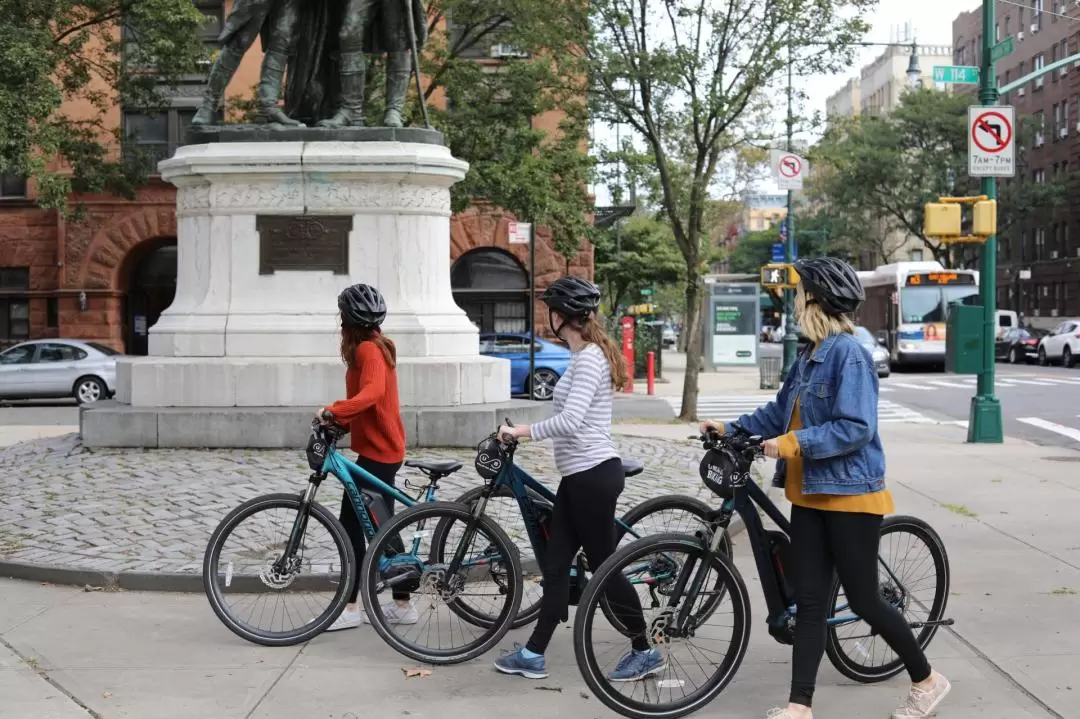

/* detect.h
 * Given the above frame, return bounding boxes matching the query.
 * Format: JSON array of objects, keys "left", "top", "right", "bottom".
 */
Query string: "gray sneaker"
[{"left": 892, "top": 672, "right": 951, "bottom": 719}]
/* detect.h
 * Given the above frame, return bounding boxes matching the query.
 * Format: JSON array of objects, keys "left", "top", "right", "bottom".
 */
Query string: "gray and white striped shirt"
[{"left": 530, "top": 343, "right": 619, "bottom": 477}]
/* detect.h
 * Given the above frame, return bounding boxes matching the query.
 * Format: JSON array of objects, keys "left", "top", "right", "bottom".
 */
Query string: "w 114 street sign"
[{"left": 933, "top": 66, "right": 979, "bottom": 84}]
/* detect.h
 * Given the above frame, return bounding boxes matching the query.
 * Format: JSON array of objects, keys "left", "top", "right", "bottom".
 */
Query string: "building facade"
[
  {"left": 0, "top": 0, "right": 591, "bottom": 353},
  {"left": 953, "top": 0, "right": 1080, "bottom": 326}
]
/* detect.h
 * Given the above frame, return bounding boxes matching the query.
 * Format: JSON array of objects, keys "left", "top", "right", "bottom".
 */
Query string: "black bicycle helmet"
[
  {"left": 338, "top": 284, "right": 387, "bottom": 327},
  {"left": 541, "top": 276, "right": 601, "bottom": 318},
  {"left": 794, "top": 257, "right": 864, "bottom": 316}
]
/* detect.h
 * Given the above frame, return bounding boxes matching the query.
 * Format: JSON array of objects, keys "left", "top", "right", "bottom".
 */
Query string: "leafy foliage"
[
  {"left": 594, "top": 215, "right": 684, "bottom": 312},
  {"left": 0, "top": 0, "right": 209, "bottom": 212},
  {"left": 811, "top": 88, "right": 1073, "bottom": 267},
  {"left": 585, "top": 0, "right": 873, "bottom": 418}
]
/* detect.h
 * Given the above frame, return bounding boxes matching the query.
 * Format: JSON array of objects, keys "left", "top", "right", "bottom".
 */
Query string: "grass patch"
[{"left": 940, "top": 503, "right": 978, "bottom": 518}]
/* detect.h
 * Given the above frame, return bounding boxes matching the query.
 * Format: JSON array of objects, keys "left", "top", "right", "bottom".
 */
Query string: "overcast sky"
[{"left": 590, "top": 0, "right": 980, "bottom": 204}]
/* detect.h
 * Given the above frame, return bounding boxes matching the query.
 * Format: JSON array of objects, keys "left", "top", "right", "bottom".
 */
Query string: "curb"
[{"left": 0, "top": 517, "right": 750, "bottom": 593}]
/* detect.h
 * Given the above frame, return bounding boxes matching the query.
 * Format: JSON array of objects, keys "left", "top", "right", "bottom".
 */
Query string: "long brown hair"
[
  {"left": 563, "top": 313, "right": 629, "bottom": 391},
  {"left": 340, "top": 324, "right": 397, "bottom": 370}
]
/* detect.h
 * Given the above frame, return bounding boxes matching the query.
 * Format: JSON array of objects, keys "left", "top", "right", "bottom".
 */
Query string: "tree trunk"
[{"left": 679, "top": 267, "right": 702, "bottom": 422}]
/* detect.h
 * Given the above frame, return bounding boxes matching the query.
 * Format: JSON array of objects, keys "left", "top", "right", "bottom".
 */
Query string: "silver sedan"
[{"left": 0, "top": 339, "right": 120, "bottom": 404}]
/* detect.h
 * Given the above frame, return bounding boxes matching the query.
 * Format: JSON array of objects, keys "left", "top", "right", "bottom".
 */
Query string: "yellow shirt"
[{"left": 774, "top": 397, "right": 894, "bottom": 515}]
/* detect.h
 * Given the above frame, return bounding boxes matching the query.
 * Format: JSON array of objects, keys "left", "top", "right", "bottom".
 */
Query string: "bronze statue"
[
  {"left": 191, "top": 0, "right": 304, "bottom": 126},
  {"left": 190, "top": 0, "right": 428, "bottom": 129}
]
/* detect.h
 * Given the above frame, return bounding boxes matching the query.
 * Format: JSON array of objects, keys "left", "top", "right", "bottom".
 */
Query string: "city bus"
[{"left": 856, "top": 261, "right": 979, "bottom": 368}]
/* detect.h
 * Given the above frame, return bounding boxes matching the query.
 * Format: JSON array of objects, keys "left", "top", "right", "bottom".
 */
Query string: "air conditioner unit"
[
  {"left": 489, "top": 44, "right": 529, "bottom": 59},
  {"left": 1018, "top": 87, "right": 1026, "bottom": 96},
  {"left": 1034, "top": 308, "right": 1041, "bottom": 316},
  {"left": 1036, "top": 132, "right": 1045, "bottom": 146},
  {"left": 1031, "top": 23, "right": 1039, "bottom": 33},
  {"left": 1035, "top": 76, "right": 1044, "bottom": 88},
  {"left": 1018, "top": 31, "right": 1025, "bottom": 41},
  {"left": 1075, "top": 246, "right": 1080, "bottom": 257},
  {"left": 1052, "top": 250, "right": 1059, "bottom": 259},
  {"left": 1062, "top": 66, "right": 1069, "bottom": 77},
  {"left": 1061, "top": 127, "right": 1069, "bottom": 138},
  {"left": 1052, "top": 308, "right": 1060, "bottom": 316}
]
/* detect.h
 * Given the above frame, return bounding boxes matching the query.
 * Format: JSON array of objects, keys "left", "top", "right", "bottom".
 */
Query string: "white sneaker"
[
  {"left": 892, "top": 672, "right": 951, "bottom": 719},
  {"left": 766, "top": 708, "right": 812, "bottom": 719},
  {"left": 362, "top": 601, "right": 419, "bottom": 626},
  {"left": 324, "top": 606, "right": 363, "bottom": 632}
]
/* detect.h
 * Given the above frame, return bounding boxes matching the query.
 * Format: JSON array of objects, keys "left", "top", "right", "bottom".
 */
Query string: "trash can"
[{"left": 759, "top": 357, "right": 782, "bottom": 390}]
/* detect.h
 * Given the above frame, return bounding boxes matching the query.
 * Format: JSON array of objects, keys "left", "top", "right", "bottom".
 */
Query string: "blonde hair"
[
  {"left": 563, "top": 314, "right": 630, "bottom": 391},
  {"left": 796, "top": 284, "right": 855, "bottom": 345}
]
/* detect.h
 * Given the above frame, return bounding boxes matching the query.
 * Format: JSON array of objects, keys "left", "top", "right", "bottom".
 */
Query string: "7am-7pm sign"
[{"left": 969, "top": 106, "right": 1016, "bottom": 178}]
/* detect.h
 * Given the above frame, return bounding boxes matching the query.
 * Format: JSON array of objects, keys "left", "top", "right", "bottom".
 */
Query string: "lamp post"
[{"left": 780, "top": 39, "right": 921, "bottom": 380}]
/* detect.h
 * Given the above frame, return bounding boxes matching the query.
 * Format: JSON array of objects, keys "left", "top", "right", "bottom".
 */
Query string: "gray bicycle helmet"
[
  {"left": 338, "top": 284, "right": 387, "bottom": 327},
  {"left": 541, "top": 276, "right": 601, "bottom": 318},
  {"left": 794, "top": 257, "right": 864, "bottom": 316}
]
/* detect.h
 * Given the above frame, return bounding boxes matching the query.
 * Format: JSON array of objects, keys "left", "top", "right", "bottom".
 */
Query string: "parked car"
[
  {"left": 1038, "top": 320, "right": 1080, "bottom": 367},
  {"left": 854, "top": 326, "right": 891, "bottom": 377},
  {"left": 995, "top": 327, "right": 1047, "bottom": 364},
  {"left": 479, "top": 332, "right": 570, "bottom": 400},
  {"left": 0, "top": 339, "right": 120, "bottom": 404},
  {"left": 661, "top": 324, "right": 677, "bottom": 348}
]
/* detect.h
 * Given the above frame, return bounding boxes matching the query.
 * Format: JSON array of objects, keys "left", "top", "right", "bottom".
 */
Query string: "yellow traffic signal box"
[
  {"left": 972, "top": 200, "right": 997, "bottom": 237},
  {"left": 924, "top": 203, "right": 962, "bottom": 238}
]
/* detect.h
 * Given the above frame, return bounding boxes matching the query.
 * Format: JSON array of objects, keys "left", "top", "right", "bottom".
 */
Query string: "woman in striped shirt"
[{"left": 492, "top": 276, "right": 661, "bottom": 683}]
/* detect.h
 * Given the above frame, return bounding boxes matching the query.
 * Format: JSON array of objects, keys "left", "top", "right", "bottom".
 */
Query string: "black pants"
[
  {"left": 338, "top": 455, "right": 406, "bottom": 603},
  {"left": 789, "top": 505, "right": 932, "bottom": 706},
  {"left": 526, "top": 458, "right": 650, "bottom": 655}
]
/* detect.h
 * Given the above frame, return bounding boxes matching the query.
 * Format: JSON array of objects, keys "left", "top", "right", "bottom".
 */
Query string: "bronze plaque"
[{"left": 256, "top": 215, "right": 351, "bottom": 275}]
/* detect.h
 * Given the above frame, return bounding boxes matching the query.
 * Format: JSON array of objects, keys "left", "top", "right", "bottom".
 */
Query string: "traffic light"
[
  {"left": 760, "top": 264, "right": 799, "bottom": 288},
  {"left": 972, "top": 199, "right": 997, "bottom": 237},
  {"left": 924, "top": 203, "right": 962, "bottom": 238}
]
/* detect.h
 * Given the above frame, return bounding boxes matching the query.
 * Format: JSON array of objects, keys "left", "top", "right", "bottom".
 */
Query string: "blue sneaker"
[
  {"left": 493, "top": 644, "right": 548, "bottom": 679},
  {"left": 608, "top": 648, "right": 666, "bottom": 682}
]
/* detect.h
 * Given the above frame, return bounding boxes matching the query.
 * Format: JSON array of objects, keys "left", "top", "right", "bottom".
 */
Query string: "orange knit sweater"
[{"left": 327, "top": 342, "right": 406, "bottom": 464}]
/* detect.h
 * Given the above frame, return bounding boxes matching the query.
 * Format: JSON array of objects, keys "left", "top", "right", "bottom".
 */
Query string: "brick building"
[
  {"left": 953, "top": 1, "right": 1080, "bottom": 325},
  {"left": 0, "top": 1, "right": 591, "bottom": 354}
]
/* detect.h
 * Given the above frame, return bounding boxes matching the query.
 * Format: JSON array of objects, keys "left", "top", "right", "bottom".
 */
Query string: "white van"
[{"left": 996, "top": 309, "right": 1019, "bottom": 339}]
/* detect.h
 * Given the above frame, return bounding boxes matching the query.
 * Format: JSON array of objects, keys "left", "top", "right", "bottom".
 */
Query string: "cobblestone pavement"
[{"left": 0, "top": 432, "right": 725, "bottom": 576}]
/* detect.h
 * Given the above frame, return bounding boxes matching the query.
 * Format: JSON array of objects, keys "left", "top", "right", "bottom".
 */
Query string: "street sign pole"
[
  {"left": 781, "top": 42, "right": 797, "bottom": 381},
  {"left": 970, "top": 0, "right": 1003, "bottom": 443},
  {"left": 528, "top": 223, "right": 537, "bottom": 400}
]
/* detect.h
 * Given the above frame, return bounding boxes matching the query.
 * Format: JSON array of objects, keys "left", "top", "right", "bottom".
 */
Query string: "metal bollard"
[{"left": 646, "top": 351, "right": 655, "bottom": 395}]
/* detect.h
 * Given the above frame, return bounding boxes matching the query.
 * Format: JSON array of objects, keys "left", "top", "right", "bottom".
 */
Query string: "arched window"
[{"left": 451, "top": 249, "right": 530, "bottom": 334}]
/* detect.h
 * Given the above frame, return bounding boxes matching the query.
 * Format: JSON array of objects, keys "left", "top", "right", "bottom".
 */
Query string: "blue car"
[{"left": 479, "top": 332, "right": 570, "bottom": 400}]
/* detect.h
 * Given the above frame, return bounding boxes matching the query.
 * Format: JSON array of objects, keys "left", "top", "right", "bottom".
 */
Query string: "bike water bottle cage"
[{"left": 695, "top": 431, "right": 764, "bottom": 498}]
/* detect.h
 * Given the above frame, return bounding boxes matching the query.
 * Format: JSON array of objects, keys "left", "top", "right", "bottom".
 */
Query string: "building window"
[
  {"left": 1035, "top": 227, "right": 1046, "bottom": 260},
  {"left": 1032, "top": 0, "right": 1043, "bottom": 30},
  {"left": 122, "top": 107, "right": 196, "bottom": 173},
  {"left": 46, "top": 297, "right": 58, "bottom": 328},
  {"left": 0, "top": 172, "right": 27, "bottom": 199},
  {"left": 0, "top": 267, "right": 31, "bottom": 346},
  {"left": 908, "top": 249, "right": 924, "bottom": 261}
]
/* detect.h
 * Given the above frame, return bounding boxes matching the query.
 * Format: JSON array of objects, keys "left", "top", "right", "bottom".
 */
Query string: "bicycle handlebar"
[{"left": 689, "top": 430, "right": 765, "bottom": 456}]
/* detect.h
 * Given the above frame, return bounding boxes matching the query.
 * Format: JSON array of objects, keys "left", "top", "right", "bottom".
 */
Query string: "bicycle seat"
[
  {"left": 622, "top": 459, "right": 645, "bottom": 477},
  {"left": 405, "top": 459, "right": 464, "bottom": 476}
]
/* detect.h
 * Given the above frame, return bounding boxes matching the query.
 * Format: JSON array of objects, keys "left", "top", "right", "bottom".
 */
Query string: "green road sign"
[
  {"left": 640, "top": 288, "right": 654, "bottom": 296},
  {"left": 991, "top": 37, "right": 1014, "bottom": 62},
  {"left": 933, "top": 65, "right": 980, "bottom": 84}
]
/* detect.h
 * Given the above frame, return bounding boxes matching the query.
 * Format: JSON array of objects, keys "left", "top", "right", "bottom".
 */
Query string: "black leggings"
[
  {"left": 526, "top": 458, "right": 649, "bottom": 655},
  {"left": 789, "top": 505, "right": 932, "bottom": 706},
  {"left": 338, "top": 455, "right": 406, "bottom": 603}
]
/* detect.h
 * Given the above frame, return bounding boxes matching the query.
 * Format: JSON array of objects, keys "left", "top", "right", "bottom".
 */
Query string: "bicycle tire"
[
  {"left": 434, "top": 484, "right": 551, "bottom": 630},
  {"left": 825, "top": 514, "right": 951, "bottom": 683},
  {"left": 203, "top": 493, "right": 354, "bottom": 647},
  {"left": 360, "top": 501, "right": 523, "bottom": 665},
  {"left": 574, "top": 533, "right": 752, "bottom": 719}
]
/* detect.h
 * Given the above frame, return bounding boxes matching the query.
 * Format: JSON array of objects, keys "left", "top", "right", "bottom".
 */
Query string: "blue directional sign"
[{"left": 771, "top": 243, "right": 785, "bottom": 262}]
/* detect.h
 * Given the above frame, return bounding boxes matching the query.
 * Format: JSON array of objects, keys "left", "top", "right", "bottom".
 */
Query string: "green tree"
[
  {"left": 585, "top": 0, "right": 873, "bottom": 420},
  {"left": 0, "top": 0, "right": 209, "bottom": 212},
  {"left": 594, "top": 215, "right": 683, "bottom": 312},
  {"left": 812, "top": 88, "right": 1072, "bottom": 267}
]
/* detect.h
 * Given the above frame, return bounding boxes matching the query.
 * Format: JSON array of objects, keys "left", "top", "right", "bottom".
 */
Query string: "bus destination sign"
[{"left": 905, "top": 272, "right": 976, "bottom": 286}]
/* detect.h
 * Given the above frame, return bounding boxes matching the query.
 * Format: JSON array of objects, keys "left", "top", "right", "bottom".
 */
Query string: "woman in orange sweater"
[{"left": 319, "top": 283, "right": 414, "bottom": 632}]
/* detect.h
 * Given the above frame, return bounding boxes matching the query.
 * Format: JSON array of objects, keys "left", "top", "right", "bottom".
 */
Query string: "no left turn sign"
[
  {"left": 779, "top": 155, "right": 801, "bottom": 178},
  {"left": 771, "top": 149, "right": 808, "bottom": 190},
  {"left": 968, "top": 106, "right": 1016, "bottom": 177}
]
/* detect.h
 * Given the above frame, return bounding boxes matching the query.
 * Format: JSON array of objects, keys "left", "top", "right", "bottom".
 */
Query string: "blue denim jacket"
[{"left": 731, "top": 332, "right": 886, "bottom": 496}]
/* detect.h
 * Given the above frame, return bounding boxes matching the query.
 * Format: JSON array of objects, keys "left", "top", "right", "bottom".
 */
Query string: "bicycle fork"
[
  {"left": 665, "top": 526, "right": 728, "bottom": 638},
  {"left": 275, "top": 477, "right": 321, "bottom": 574}
]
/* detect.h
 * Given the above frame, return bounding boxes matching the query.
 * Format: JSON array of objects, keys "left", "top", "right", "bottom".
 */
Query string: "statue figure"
[{"left": 191, "top": 0, "right": 304, "bottom": 126}]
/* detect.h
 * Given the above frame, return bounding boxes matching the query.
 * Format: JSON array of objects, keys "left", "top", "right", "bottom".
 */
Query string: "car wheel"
[
  {"left": 73, "top": 376, "right": 106, "bottom": 405},
  {"left": 1008, "top": 347, "right": 1018, "bottom": 364},
  {"left": 530, "top": 369, "right": 560, "bottom": 401},
  {"left": 878, "top": 370, "right": 890, "bottom": 378},
  {"left": 1038, "top": 346, "right": 1049, "bottom": 366},
  {"left": 1065, "top": 347, "right": 1075, "bottom": 369}
]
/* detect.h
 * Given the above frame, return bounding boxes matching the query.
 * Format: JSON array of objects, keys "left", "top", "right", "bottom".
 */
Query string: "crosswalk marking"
[
  {"left": 878, "top": 373, "right": 1080, "bottom": 392},
  {"left": 1005, "top": 379, "right": 1057, "bottom": 386},
  {"left": 671, "top": 396, "right": 934, "bottom": 424},
  {"left": 1017, "top": 417, "right": 1080, "bottom": 443},
  {"left": 888, "top": 382, "right": 935, "bottom": 390},
  {"left": 926, "top": 380, "right": 972, "bottom": 388}
]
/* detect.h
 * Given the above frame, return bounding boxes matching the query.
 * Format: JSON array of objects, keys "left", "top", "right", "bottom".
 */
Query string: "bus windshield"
[{"left": 900, "top": 285, "right": 979, "bottom": 323}]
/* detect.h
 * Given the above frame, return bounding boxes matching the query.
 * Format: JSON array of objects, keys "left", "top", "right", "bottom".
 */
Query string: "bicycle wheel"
[
  {"left": 360, "top": 501, "right": 522, "bottom": 665},
  {"left": 825, "top": 514, "right": 951, "bottom": 682},
  {"left": 574, "top": 533, "right": 752, "bottom": 719},
  {"left": 436, "top": 484, "right": 552, "bottom": 629},
  {"left": 203, "top": 493, "right": 354, "bottom": 647}
]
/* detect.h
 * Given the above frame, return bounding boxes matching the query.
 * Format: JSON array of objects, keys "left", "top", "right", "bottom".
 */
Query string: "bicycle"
[
  {"left": 573, "top": 430, "right": 953, "bottom": 719},
  {"left": 202, "top": 416, "right": 480, "bottom": 647},
  {"left": 357, "top": 420, "right": 728, "bottom": 664}
]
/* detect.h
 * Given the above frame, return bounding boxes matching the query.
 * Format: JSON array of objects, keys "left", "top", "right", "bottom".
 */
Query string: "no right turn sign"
[{"left": 969, "top": 106, "right": 1016, "bottom": 177}]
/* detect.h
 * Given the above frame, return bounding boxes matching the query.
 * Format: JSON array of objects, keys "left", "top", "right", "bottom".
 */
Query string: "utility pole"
[
  {"left": 781, "top": 41, "right": 797, "bottom": 381},
  {"left": 968, "top": 0, "right": 1003, "bottom": 442}
]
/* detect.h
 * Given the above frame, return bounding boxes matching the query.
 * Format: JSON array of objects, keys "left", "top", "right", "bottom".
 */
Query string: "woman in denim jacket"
[{"left": 701, "top": 257, "right": 950, "bottom": 719}]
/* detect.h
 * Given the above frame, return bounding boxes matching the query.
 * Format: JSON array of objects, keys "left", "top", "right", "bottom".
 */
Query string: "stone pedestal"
[{"left": 81, "top": 131, "right": 540, "bottom": 448}]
